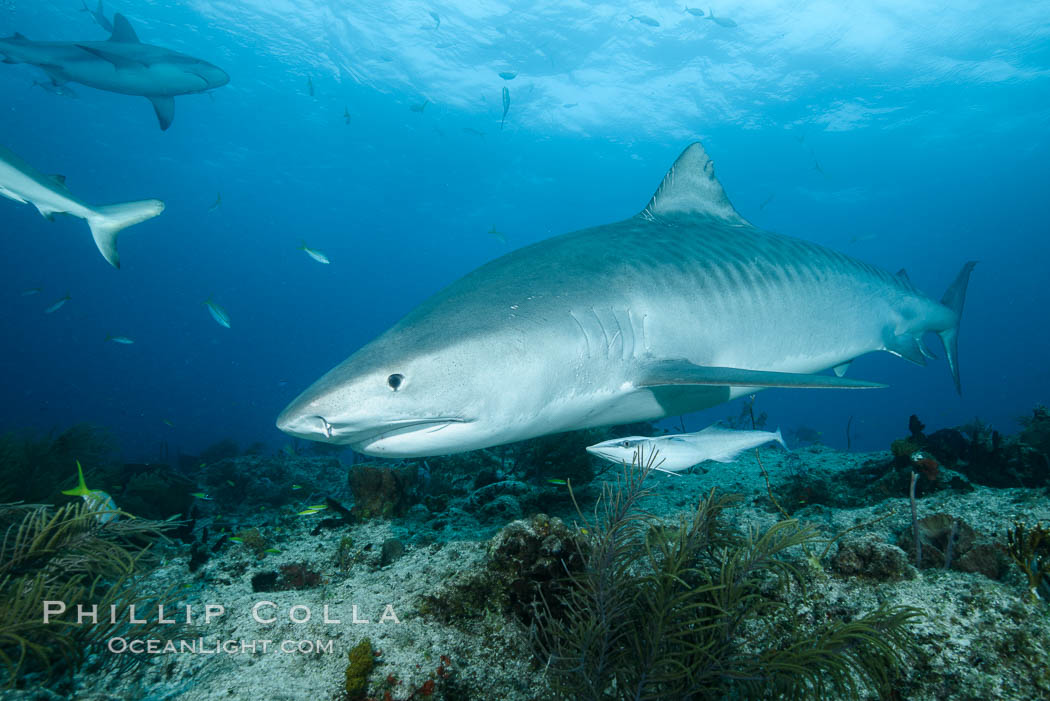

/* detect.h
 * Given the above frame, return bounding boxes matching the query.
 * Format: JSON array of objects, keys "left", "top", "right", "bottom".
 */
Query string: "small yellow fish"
[
  {"left": 162, "top": 418, "right": 175, "bottom": 427},
  {"left": 299, "top": 241, "right": 330, "bottom": 264},
  {"left": 225, "top": 480, "right": 235, "bottom": 487},
  {"left": 44, "top": 293, "right": 71, "bottom": 315},
  {"left": 546, "top": 478, "right": 567, "bottom": 485},
  {"left": 190, "top": 492, "right": 212, "bottom": 500},
  {"left": 202, "top": 298, "right": 231, "bottom": 328},
  {"left": 228, "top": 536, "right": 244, "bottom": 543},
  {"left": 307, "top": 504, "right": 328, "bottom": 511},
  {"left": 263, "top": 548, "right": 281, "bottom": 554},
  {"left": 106, "top": 335, "right": 134, "bottom": 344},
  {"left": 291, "top": 484, "right": 303, "bottom": 490},
  {"left": 298, "top": 508, "right": 323, "bottom": 515},
  {"left": 61, "top": 460, "right": 119, "bottom": 523}
]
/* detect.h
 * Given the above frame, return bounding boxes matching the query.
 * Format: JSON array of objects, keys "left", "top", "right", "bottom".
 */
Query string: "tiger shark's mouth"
[
  {"left": 278, "top": 413, "right": 471, "bottom": 446},
  {"left": 349, "top": 417, "right": 469, "bottom": 444}
]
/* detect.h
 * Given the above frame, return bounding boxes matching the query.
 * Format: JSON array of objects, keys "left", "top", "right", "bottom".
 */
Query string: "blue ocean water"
[{"left": 0, "top": 1, "right": 1047, "bottom": 461}]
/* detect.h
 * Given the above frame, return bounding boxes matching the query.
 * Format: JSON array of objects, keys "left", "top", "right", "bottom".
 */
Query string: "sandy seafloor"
[{"left": 6, "top": 439, "right": 1049, "bottom": 701}]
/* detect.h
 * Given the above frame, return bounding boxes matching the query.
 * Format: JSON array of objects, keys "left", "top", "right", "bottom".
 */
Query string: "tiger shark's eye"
[
  {"left": 387, "top": 373, "right": 405, "bottom": 391},
  {"left": 621, "top": 440, "right": 631, "bottom": 448}
]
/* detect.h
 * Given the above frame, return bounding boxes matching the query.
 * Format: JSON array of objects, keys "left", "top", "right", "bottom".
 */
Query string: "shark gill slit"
[
  {"left": 568, "top": 311, "right": 591, "bottom": 359},
  {"left": 589, "top": 307, "right": 610, "bottom": 358}
]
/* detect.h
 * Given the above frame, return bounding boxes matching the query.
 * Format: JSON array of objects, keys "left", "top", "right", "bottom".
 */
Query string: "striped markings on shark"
[
  {"left": 0, "top": 13, "right": 229, "bottom": 130},
  {"left": 277, "top": 141, "right": 976, "bottom": 458}
]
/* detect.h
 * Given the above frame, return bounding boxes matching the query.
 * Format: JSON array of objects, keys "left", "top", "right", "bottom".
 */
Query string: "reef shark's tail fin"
[
  {"left": 938, "top": 261, "right": 977, "bottom": 394},
  {"left": 85, "top": 199, "right": 165, "bottom": 268}
]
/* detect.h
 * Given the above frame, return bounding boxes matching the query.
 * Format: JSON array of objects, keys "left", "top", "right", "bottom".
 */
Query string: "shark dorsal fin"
[
  {"left": 896, "top": 268, "right": 910, "bottom": 282},
  {"left": 109, "top": 14, "right": 140, "bottom": 43},
  {"left": 641, "top": 142, "right": 748, "bottom": 225}
]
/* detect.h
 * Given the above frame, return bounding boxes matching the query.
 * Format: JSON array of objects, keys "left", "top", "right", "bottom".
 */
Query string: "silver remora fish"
[
  {"left": 277, "top": 142, "right": 974, "bottom": 458},
  {"left": 586, "top": 425, "right": 787, "bottom": 474}
]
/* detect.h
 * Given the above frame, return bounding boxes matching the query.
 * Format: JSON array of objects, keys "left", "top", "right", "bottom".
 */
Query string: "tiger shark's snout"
[
  {"left": 275, "top": 408, "right": 337, "bottom": 442},
  {"left": 275, "top": 390, "right": 475, "bottom": 456}
]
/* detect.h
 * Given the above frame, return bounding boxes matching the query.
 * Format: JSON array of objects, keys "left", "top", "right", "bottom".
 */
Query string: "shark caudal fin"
[
  {"left": 773, "top": 427, "right": 788, "bottom": 451},
  {"left": 938, "top": 261, "right": 977, "bottom": 394},
  {"left": 85, "top": 199, "right": 165, "bottom": 268}
]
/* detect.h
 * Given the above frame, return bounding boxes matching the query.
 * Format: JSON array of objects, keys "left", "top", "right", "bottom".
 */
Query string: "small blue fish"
[
  {"left": 44, "top": 293, "right": 71, "bottom": 315},
  {"left": 630, "top": 15, "right": 660, "bottom": 27},
  {"left": 203, "top": 298, "right": 231, "bottom": 328},
  {"left": 501, "top": 86, "right": 510, "bottom": 130}
]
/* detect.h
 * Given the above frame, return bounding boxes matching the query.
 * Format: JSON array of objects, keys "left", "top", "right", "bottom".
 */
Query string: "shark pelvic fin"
[
  {"left": 640, "top": 142, "right": 749, "bottom": 225},
  {"left": 832, "top": 360, "right": 852, "bottom": 377},
  {"left": 148, "top": 96, "right": 175, "bottom": 130},
  {"left": 883, "top": 331, "right": 928, "bottom": 365},
  {"left": 637, "top": 359, "right": 886, "bottom": 390},
  {"left": 109, "top": 14, "right": 140, "bottom": 43}
]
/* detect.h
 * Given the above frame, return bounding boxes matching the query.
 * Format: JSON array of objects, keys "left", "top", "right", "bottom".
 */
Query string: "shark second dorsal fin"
[
  {"left": 641, "top": 142, "right": 748, "bottom": 225},
  {"left": 109, "top": 13, "right": 140, "bottom": 43}
]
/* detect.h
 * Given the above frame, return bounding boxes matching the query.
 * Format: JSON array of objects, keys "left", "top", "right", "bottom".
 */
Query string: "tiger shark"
[
  {"left": 277, "top": 142, "right": 975, "bottom": 458},
  {"left": 0, "top": 13, "right": 228, "bottom": 130}
]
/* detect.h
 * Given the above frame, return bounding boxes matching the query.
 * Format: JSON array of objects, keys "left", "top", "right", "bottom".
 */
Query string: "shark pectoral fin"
[
  {"left": 148, "top": 96, "right": 175, "bottom": 130},
  {"left": 40, "top": 65, "right": 69, "bottom": 84},
  {"left": 0, "top": 186, "right": 29, "bottom": 204},
  {"left": 109, "top": 14, "right": 141, "bottom": 43},
  {"left": 637, "top": 360, "right": 886, "bottom": 389},
  {"left": 76, "top": 45, "right": 141, "bottom": 69}
]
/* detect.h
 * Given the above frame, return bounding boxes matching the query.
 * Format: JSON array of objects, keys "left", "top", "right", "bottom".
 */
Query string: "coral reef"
[
  {"left": 250, "top": 561, "right": 323, "bottom": 592},
  {"left": 533, "top": 463, "right": 921, "bottom": 699},
  {"left": 0, "top": 502, "right": 175, "bottom": 687},
  {"left": 1002, "top": 521, "right": 1050, "bottom": 601},
  {"left": 348, "top": 464, "right": 417, "bottom": 520},
  {"left": 344, "top": 637, "right": 373, "bottom": 700},
  {"left": 831, "top": 536, "right": 914, "bottom": 581},
  {"left": 419, "top": 513, "right": 584, "bottom": 625},
  {"left": 897, "top": 513, "right": 1008, "bottom": 578},
  {"left": 0, "top": 424, "right": 117, "bottom": 503}
]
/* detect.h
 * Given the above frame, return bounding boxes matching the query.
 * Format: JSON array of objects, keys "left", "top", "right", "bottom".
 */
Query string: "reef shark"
[
  {"left": 0, "top": 143, "right": 164, "bottom": 267},
  {"left": 277, "top": 142, "right": 975, "bottom": 457},
  {"left": 0, "top": 13, "right": 229, "bottom": 130}
]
